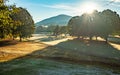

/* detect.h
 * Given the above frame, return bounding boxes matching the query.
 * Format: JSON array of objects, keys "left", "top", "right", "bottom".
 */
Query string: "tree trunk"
[
  {"left": 105, "top": 37, "right": 108, "bottom": 43},
  {"left": 77, "top": 35, "right": 80, "bottom": 39},
  {"left": 55, "top": 34, "right": 57, "bottom": 38},
  {"left": 90, "top": 36, "right": 92, "bottom": 41},
  {"left": 13, "top": 36, "right": 15, "bottom": 40},
  {"left": 96, "top": 36, "right": 97, "bottom": 40},
  {"left": 19, "top": 36, "right": 22, "bottom": 42},
  {"left": 81, "top": 36, "right": 84, "bottom": 39},
  {"left": 13, "top": 37, "right": 15, "bottom": 40}
]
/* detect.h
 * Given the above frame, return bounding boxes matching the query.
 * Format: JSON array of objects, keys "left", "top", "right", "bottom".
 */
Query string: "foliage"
[
  {"left": 36, "top": 25, "right": 68, "bottom": 37},
  {"left": 0, "top": 0, "right": 13, "bottom": 38},
  {"left": 35, "top": 25, "right": 57, "bottom": 33},
  {"left": 10, "top": 7, "right": 35, "bottom": 41},
  {"left": 68, "top": 9, "right": 120, "bottom": 42},
  {"left": 0, "top": 0, "right": 35, "bottom": 41},
  {"left": 59, "top": 26, "right": 68, "bottom": 35},
  {"left": 53, "top": 25, "right": 60, "bottom": 37}
]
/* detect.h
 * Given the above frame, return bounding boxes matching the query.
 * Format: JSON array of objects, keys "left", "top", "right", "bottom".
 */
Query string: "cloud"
[
  {"left": 41, "top": 4, "right": 76, "bottom": 11},
  {"left": 110, "top": 0, "right": 120, "bottom": 3},
  {"left": 40, "top": 4, "right": 85, "bottom": 15},
  {"left": 109, "top": 0, "right": 120, "bottom": 7},
  {"left": 104, "top": 0, "right": 120, "bottom": 8},
  {"left": 111, "top": 3, "right": 120, "bottom": 7}
]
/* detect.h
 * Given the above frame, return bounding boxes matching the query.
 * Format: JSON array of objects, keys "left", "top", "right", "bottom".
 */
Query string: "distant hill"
[{"left": 35, "top": 14, "right": 72, "bottom": 27}]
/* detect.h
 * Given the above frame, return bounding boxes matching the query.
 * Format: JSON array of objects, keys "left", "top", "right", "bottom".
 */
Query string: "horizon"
[{"left": 8, "top": 0, "right": 120, "bottom": 22}]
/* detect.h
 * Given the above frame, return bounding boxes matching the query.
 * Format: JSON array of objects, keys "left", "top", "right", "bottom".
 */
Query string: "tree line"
[
  {"left": 36, "top": 9, "right": 120, "bottom": 42},
  {"left": 68, "top": 9, "right": 120, "bottom": 42},
  {"left": 35, "top": 25, "right": 68, "bottom": 37},
  {"left": 0, "top": 0, "right": 35, "bottom": 41}
]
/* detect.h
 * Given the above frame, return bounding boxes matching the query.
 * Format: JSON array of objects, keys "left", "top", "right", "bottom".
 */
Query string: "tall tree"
[
  {"left": 59, "top": 26, "right": 68, "bottom": 35},
  {"left": 11, "top": 7, "right": 35, "bottom": 41},
  {"left": 0, "top": 0, "right": 14, "bottom": 39},
  {"left": 53, "top": 25, "right": 60, "bottom": 37},
  {"left": 68, "top": 9, "right": 120, "bottom": 42},
  {"left": 99, "top": 9, "right": 120, "bottom": 42},
  {"left": 68, "top": 16, "right": 81, "bottom": 37}
]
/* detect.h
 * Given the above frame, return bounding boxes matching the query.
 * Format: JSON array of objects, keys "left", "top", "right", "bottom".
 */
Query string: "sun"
[{"left": 81, "top": 2, "right": 99, "bottom": 14}]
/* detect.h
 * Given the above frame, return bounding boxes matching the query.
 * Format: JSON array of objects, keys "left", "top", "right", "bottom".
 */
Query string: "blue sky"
[{"left": 8, "top": 0, "right": 120, "bottom": 22}]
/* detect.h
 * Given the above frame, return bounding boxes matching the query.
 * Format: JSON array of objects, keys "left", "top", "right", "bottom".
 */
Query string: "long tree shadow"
[
  {"left": 0, "top": 40, "right": 18, "bottom": 47},
  {"left": 54, "top": 39, "right": 120, "bottom": 59},
  {"left": 0, "top": 39, "right": 120, "bottom": 75},
  {"left": 108, "top": 37, "right": 120, "bottom": 44},
  {"left": 25, "top": 38, "right": 120, "bottom": 66}
]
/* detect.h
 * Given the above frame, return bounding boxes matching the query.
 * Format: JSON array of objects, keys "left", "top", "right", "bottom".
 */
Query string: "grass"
[
  {"left": 0, "top": 36, "right": 120, "bottom": 75},
  {"left": 0, "top": 58, "right": 120, "bottom": 75},
  {"left": 55, "top": 39, "right": 120, "bottom": 59},
  {"left": 0, "top": 40, "right": 48, "bottom": 62},
  {"left": 31, "top": 38, "right": 120, "bottom": 65}
]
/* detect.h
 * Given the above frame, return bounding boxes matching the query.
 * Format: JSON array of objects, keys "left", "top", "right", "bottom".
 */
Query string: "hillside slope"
[{"left": 35, "top": 14, "right": 72, "bottom": 26}]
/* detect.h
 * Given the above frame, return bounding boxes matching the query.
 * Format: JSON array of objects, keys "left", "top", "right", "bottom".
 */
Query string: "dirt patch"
[{"left": 0, "top": 40, "right": 48, "bottom": 62}]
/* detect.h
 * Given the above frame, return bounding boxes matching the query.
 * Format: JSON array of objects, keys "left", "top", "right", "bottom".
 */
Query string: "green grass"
[
  {"left": 55, "top": 39, "right": 120, "bottom": 59},
  {"left": 31, "top": 38, "right": 120, "bottom": 65},
  {"left": 108, "top": 37, "right": 120, "bottom": 44},
  {"left": 0, "top": 58, "right": 120, "bottom": 75}
]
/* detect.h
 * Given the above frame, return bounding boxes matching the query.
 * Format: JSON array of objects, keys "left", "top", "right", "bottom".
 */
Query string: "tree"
[
  {"left": 11, "top": 7, "right": 35, "bottom": 41},
  {"left": 99, "top": 9, "right": 120, "bottom": 42},
  {"left": 68, "top": 16, "right": 81, "bottom": 38},
  {"left": 68, "top": 14, "right": 94, "bottom": 39},
  {"left": 68, "top": 9, "right": 120, "bottom": 42},
  {"left": 0, "top": 0, "right": 14, "bottom": 39},
  {"left": 0, "top": 0, "right": 35, "bottom": 41},
  {"left": 53, "top": 25, "right": 60, "bottom": 37},
  {"left": 35, "top": 26, "right": 46, "bottom": 33},
  {"left": 59, "top": 26, "right": 68, "bottom": 36},
  {"left": 46, "top": 25, "right": 56, "bottom": 32}
]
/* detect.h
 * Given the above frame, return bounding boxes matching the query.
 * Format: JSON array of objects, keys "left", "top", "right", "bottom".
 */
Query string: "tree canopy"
[
  {"left": 10, "top": 7, "right": 35, "bottom": 41},
  {"left": 0, "top": 0, "right": 35, "bottom": 41},
  {"left": 0, "top": 0, "right": 13, "bottom": 38},
  {"left": 68, "top": 9, "right": 120, "bottom": 42}
]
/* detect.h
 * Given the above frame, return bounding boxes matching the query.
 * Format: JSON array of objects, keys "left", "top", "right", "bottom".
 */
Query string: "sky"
[{"left": 8, "top": 0, "right": 120, "bottom": 22}]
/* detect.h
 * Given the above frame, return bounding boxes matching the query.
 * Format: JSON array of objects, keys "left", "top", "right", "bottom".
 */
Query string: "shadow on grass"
[
  {"left": 55, "top": 39, "right": 120, "bottom": 58},
  {"left": 0, "top": 39, "right": 120, "bottom": 75},
  {"left": 0, "top": 40, "right": 18, "bottom": 47},
  {"left": 108, "top": 37, "right": 120, "bottom": 44}
]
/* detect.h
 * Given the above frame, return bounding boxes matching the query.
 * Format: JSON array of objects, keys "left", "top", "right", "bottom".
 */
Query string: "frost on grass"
[{"left": 0, "top": 58, "right": 119, "bottom": 75}]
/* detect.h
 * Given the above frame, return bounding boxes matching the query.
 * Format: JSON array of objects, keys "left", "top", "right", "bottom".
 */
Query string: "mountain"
[{"left": 35, "top": 14, "right": 72, "bottom": 27}]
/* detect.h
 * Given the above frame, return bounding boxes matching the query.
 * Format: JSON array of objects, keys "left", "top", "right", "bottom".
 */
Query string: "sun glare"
[{"left": 81, "top": 2, "right": 99, "bottom": 14}]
